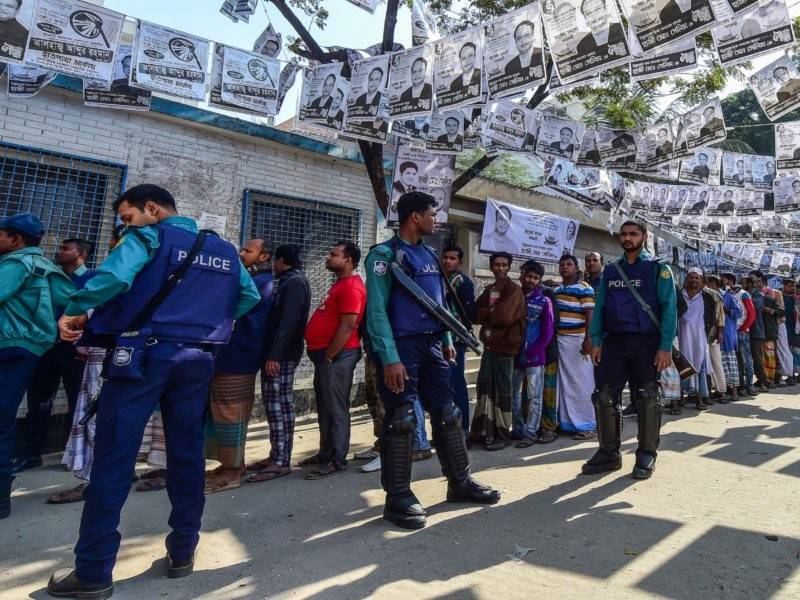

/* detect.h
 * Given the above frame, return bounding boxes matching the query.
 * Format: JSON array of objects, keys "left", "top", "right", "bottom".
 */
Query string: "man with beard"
[{"left": 586, "top": 221, "right": 677, "bottom": 479}]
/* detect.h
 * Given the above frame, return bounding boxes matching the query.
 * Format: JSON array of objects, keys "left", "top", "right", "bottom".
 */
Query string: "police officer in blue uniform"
[
  {"left": 586, "top": 221, "right": 677, "bottom": 480},
  {"left": 365, "top": 192, "right": 500, "bottom": 530},
  {"left": 47, "top": 184, "right": 259, "bottom": 599}
]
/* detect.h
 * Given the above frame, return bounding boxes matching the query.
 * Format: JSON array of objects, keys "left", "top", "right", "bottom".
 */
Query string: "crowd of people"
[{"left": 0, "top": 186, "right": 796, "bottom": 599}]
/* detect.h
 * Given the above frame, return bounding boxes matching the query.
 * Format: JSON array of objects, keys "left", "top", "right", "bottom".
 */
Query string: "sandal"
[
  {"left": 485, "top": 439, "right": 510, "bottom": 451},
  {"left": 246, "top": 464, "right": 291, "bottom": 483},
  {"left": 535, "top": 430, "right": 558, "bottom": 444},
  {"left": 298, "top": 454, "right": 325, "bottom": 467},
  {"left": 515, "top": 437, "right": 537, "bottom": 449},
  {"left": 246, "top": 458, "right": 274, "bottom": 472},
  {"left": 136, "top": 468, "right": 167, "bottom": 481},
  {"left": 46, "top": 483, "right": 88, "bottom": 504},
  {"left": 204, "top": 477, "right": 242, "bottom": 495},
  {"left": 305, "top": 462, "right": 347, "bottom": 480},
  {"left": 573, "top": 431, "right": 597, "bottom": 441},
  {"left": 135, "top": 476, "right": 167, "bottom": 492}
]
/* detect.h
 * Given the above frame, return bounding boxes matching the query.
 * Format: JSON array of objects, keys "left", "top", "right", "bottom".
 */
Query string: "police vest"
[
  {"left": 88, "top": 224, "right": 241, "bottom": 344},
  {"left": 602, "top": 259, "right": 661, "bottom": 335},
  {"left": 385, "top": 238, "right": 446, "bottom": 338}
]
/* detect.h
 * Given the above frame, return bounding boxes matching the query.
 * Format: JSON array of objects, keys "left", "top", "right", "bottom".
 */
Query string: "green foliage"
[
  {"left": 456, "top": 149, "right": 544, "bottom": 188},
  {"left": 288, "top": 0, "right": 329, "bottom": 29}
]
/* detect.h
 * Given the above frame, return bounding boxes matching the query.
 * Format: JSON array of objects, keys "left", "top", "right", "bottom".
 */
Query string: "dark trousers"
[
  {"left": 0, "top": 352, "right": 39, "bottom": 480},
  {"left": 751, "top": 337, "right": 767, "bottom": 384},
  {"left": 449, "top": 344, "right": 470, "bottom": 435},
  {"left": 74, "top": 341, "right": 214, "bottom": 583},
  {"left": 598, "top": 333, "right": 660, "bottom": 398},
  {"left": 22, "top": 341, "right": 85, "bottom": 457},
  {"left": 309, "top": 348, "right": 361, "bottom": 464}
]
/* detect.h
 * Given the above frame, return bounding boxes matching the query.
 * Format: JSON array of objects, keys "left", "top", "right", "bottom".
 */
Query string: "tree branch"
[{"left": 266, "top": 0, "right": 325, "bottom": 57}]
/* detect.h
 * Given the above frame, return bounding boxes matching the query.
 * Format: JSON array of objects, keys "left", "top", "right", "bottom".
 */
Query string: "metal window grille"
[
  {"left": 0, "top": 142, "right": 126, "bottom": 266},
  {"left": 242, "top": 189, "right": 362, "bottom": 384}
]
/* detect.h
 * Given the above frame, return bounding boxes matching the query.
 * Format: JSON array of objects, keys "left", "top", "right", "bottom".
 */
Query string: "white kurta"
[{"left": 679, "top": 290, "right": 710, "bottom": 391}]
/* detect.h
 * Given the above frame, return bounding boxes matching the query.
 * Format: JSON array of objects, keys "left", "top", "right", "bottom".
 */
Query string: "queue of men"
[{"left": 1, "top": 186, "right": 798, "bottom": 599}]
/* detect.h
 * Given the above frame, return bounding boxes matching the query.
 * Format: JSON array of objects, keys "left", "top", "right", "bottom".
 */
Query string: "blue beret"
[{"left": 0, "top": 213, "right": 45, "bottom": 239}]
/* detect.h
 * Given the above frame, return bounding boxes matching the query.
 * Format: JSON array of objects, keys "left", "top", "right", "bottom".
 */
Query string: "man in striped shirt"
[{"left": 553, "top": 255, "right": 597, "bottom": 439}]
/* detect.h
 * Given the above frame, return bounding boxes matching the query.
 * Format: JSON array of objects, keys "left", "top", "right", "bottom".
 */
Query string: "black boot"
[
  {"left": 582, "top": 387, "right": 623, "bottom": 474},
  {"left": 167, "top": 553, "right": 195, "bottom": 578},
  {"left": 380, "top": 403, "right": 426, "bottom": 529},
  {"left": 432, "top": 404, "right": 501, "bottom": 505},
  {"left": 633, "top": 383, "right": 661, "bottom": 480},
  {"left": 47, "top": 570, "right": 114, "bottom": 599},
  {"left": 0, "top": 476, "right": 11, "bottom": 519}
]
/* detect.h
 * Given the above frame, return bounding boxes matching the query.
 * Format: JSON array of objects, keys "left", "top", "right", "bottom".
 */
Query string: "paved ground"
[{"left": 3, "top": 390, "right": 800, "bottom": 600}]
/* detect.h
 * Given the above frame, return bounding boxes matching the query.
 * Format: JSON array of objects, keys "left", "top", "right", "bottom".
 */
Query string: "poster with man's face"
[
  {"left": 750, "top": 54, "right": 800, "bottom": 121},
  {"left": 712, "top": 0, "right": 794, "bottom": 67},
  {"left": 84, "top": 43, "right": 151, "bottom": 111},
  {"left": 388, "top": 141, "right": 454, "bottom": 227},
  {"left": 734, "top": 190, "right": 764, "bottom": 216},
  {"left": 596, "top": 127, "right": 640, "bottom": 171},
  {"left": 535, "top": 114, "right": 585, "bottom": 162},
  {"left": 618, "top": 0, "right": 715, "bottom": 54},
  {"left": 388, "top": 45, "right": 434, "bottom": 118},
  {"left": 752, "top": 154, "right": 777, "bottom": 191},
  {"left": 577, "top": 128, "right": 602, "bottom": 167},
  {"left": 299, "top": 62, "right": 349, "bottom": 129},
  {"left": 629, "top": 32, "right": 697, "bottom": 82},
  {"left": 253, "top": 24, "right": 282, "bottom": 58},
  {"left": 773, "top": 172, "right": 800, "bottom": 213},
  {"left": 705, "top": 187, "right": 737, "bottom": 216},
  {"left": 432, "top": 28, "right": 484, "bottom": 110},
  {"left": 484, "top": 100, "right": 535, "bottom": 150},
  {"left": 721, "top": 151, "right": 754, "bottom": 189},
  {"left": 425, "top": 111, "right": 465, "bottom": 154},
  {"left": 774, "top": 121, "right": 800, "bottom": 171},
  {"left": 679, "top": 97, "right": 726, "bottom": 151},
  {"left": 543, "top": 156, "right": 613, "bottom": 207},
  {"left": 636, "top": 122, "right": 675, "bottom": 170},
  {"left": 0, "top": 0, "right": 33, "bottom": 63},
  {"left": 679, "top": 147, "right": 721, "bottom": 185}
]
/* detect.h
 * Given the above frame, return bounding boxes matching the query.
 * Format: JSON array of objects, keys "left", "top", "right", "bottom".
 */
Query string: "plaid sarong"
[
  {"left": 262, "top": 361, "right": 298, "bottom": 467},
  {"left": 721, "top": 350, "right": 739, "bottom": 387}
]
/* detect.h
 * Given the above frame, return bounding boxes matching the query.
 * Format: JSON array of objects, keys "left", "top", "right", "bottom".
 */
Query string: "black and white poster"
[
  {"left": 721, "top": 241, "right": 744, "bottom": 263},
  {"left": 679, "top": 146, "right": 721, "bottom": 185},
  {"left": 773, "top": 172, "right": 800, "bottom": 212},
  {"left": 699, "top": 217, "right": 725, "bottom": 241},
  {"left": 388, "top": 45, "right": 434, "bottom": 118},
  {"left": 391, "top": 116, "right": 430, "bottom": 145},
  {"left": 540, "top": 0, "right": 630, "bottom": 83},
  {"left": 462, "top": 106, "right": 484, "bottom": 150},
  {"left": 535, "top": 114, "right": 585, "bottom": 162},
  {"left": 0, "top": 0, "right": 33, "bottom": 63},
  {"left": 252, "top": 23, "right": 281, "bottom": 58},
  {"left": 726, "top": 218, "right": 756, "bottom": 240},
  {"left": 683, "top": 186, "right": 711, "bottom": 214},
  {"left": 760, "top": 214, "right": 789, "bottom": 240},
  {"left": 26, "top": 0, "right": 124, "bottom": 84},
  {"left": 425, "top": 110, "right": 464, "bottom": 154},
  {"left": 770, "top": 249, "right": 794, "bottom": 274},
  {"left": 712, "top": 0, "right": 794, "bottom": 66},
  {"left": 749, "top": 54, "right": 800, "bottom": 121},
  {"left": 7, "top": 63, "right": 54, "bottom": 98},
  {"left": 740, "top": 244, "right": 765, "bottom": 268},
  {"left": 735, "top": 190, "right": 764, "bottom": 216},
  {"left": 411, "top": 0, "right": 440, "bottom": 47},
  {"left": 544, "top": 157, "right": 613, "bottom": 207},
  {"left": 629, "top": 35, "right": 697, "bottom": 82},
  {"left": 221, "top": 46, "right": 280, "bottom": 116},
  {"left": 680, "top": 97, "right": 726, "bottom": 150},
  {"left": 210, "top": 44, "right": 258, "bottom": 114},
  {"left": 649, "top": 184, "right": 671, "bottom": 214},
  {"left": 344, "top": 0, "right": 379, "bottom": 13},
  {"left": 637, "top": 122, "right": 676, "bottom": 169},
  {"left": 775, "top": 121, "right": 800, "bottom": 171},
  {"left": 665, "top": 185, "right": 689, "bottom": 215},
  {"left": 481, "top": 197, "right": 579, "bottom": 261},
  {"left": 596, "top": 127, "right": 640, "bottom": 170},
  {"left": 706, "top": 187, "right": 737, "bottom": 216},
  {"left": 135, "top": 21, "right": 209, "bottom": 101},
  {"left": 619, "top": 0, "right": 716, "bottom": 54},
  {"left": 629, "top": 180, "right": 652, "bottom": 211},
  {"left": 484, "top": 100, "right": 536, "bottom": 150},
  {"left": 432, "top": 29, "right": 483, "bottom": 110},
  {"left": 712, "top": 0, "right": 760, "bottom": 17},
  {"left": 482, "top": 3, "right": 545, "bottom": 99},
  {"left": 577, "top": 128, "right": 602, "bottom": 167},
  {"left": 752, "top": 154, "right": 777, "bottom": 190},
  {"left": 299, "top": 62, "right": 349, "bottom": 129},
  {"left": 83, "top": 43, "right": 151, "bottom": 111},
  {"left": 389, "top": 142, "right": 454, "bottom": 227},
  {"left": 343, "top": 54, "right": 389, "bottom": 143},
  {"left": 722, "top": 151, "right": 754, "bottom": 188}
]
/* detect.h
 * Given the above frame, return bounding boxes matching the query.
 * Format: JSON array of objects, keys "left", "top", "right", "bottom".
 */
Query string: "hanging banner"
[
  {"left": 721, "top": 151, "right": 754, "bottom": 189},
  {"left": 596, "top": 127, "right": 640, "bottom": 171},
  {"left": 629, "top": 35, "right": 697, "bottom": 82},
  {"left": 535, "top": 114, "right": 585, "bottom": 162},
  {"left": 679, "top": 97, "right": 726, "bottom": 151},
  {"left": 699, "top": 217, "right": 725, "bottom": 241},
  {"left": 388, "top": 141, "right": 454, "bottom": 227},
  {"left": 275, "top": 60, "right": 300, "bottom": 113},
  {"left": 726, "top": 218, "right": 755, "bottom": 239},
  {"left": 134, "top": 21, "right": 209, "bottom": 101},
  {"left": 720, "top": 241, "right": 743, "bottom": 263},
  {"left": 0, "top": 0, "right": 33, "bottom": 63},
  {"left": 391, "top": 117, "right": 430, "bottom": 145},
  {"left": 712, "top": 0, "right": 794, "bottom": 67},
  {"left": 220, "top": 46, "right": 280, "bottom": 115},
  {"left": 462, "top": 106, "right": 484, "bottom": 150},
  {"left": 649, "top": 184, "right": 670, "bottom": 214},
  {"left": 619, "top": 0, "right": 715, "bottom": 54},
  {"left": 749, "top": 54, "right": 800, "bottom": 121},
  {"left": 7, "top": 63, "right": 55, "bottom": 98},
  {"left": 343, "top": 54, "right": 390, "bottom": 143},
  {"left": 540, "top": 0, "right": 630, "bottom": 83},
  {"left": 770, "top": 249, "right": 794, "bottom": 274},
  {"left": 388, "top": 44, "right": 434, "bottom": 118},
  {"left": 480, "top": 197, "right": 580, "bottom": 261},
  {"left": 665, "top": 186, "right": 689, "bottom": 215},
  {"left": 299, "top": 62, "right": 349, "bottom": 130},
  {"left": 425, "top": 110, "right": 464, "bottom": 154},
  {"left": 253, "top": 23, "right": 281, "bottom": 58},
  {"left": 775, "top": 121, "right": 800, "bottom": 171},
  {"left": 26, "top": 0, "right": 124, "bottom": 84},
  {"left": 735, "top": 190, "right": 764, "bottom": 216},
  {"left": 482, "top": 3, "right": 545, "bottom": 99},
  {"left": 432, "top": 28, "right": 484, "bottom": 110},
  {"left": 679, "top": 146, "right": 721, "bottom": 185},
  {"left": 411, "top": 0, "right": 440, "bottom": 47},
  {"left": 773, "top": 172, "right": 800, "bottom": 212},
  {"left": 83, "top": 43, "right": 151, "bottom": 111},
  {"left": 752, "top": 154, "right": 776, "bottom": 190}
]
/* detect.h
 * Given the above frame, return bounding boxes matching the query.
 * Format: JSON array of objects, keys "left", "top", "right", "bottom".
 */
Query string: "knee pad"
[
  {"left": 438, "top": 402, "right": 462, "bottom": 428},
  {"left": 387, "top": 402, "right": 416, "bottom": 435},
  {"left": 637, "top": 382, "right": 659, "bottom": 405},
  {"left": 594, "top": 386, "right": 618, "bottom": 409}
]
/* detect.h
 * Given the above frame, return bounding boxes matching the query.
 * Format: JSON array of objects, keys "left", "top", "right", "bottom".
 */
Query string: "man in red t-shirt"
[{"left": 301, "top": 241, "right": 367, "bottom": 479}]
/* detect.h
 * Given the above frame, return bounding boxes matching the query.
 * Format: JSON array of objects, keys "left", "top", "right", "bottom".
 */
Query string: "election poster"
[
  {"left": 760, "top": 214, "right": 790, "bottom": 240},
  {"left": 699, "top": 217, "right": 725, "bottom": 241},
  {"left": 636, "top": 122, "right": 675, "bottom": 169},
  {"left": 680, "top": 97, "right": 727, "bottom": 151},
  {"left": 345, "top": 0, "right": 379, "bottom": 13},
  {"left": 665, "top": 185, "right": 689, "bottom": 215},
  {"left": 740, "top": 244, "right": 765, "bottom": 268},
  {"left": 253, "top": 24, "right": 282, "bottom": 58},
  {"left": 25, "top": 0, "right": 124, "bottom": 84},
  {"left": 788, "top": 213, "right": 800, "bottom": 241},
  {"left": 712, "top": 0, "right": 760, "bottom": 17},
  {"left": 484, "top": 100, "right": 535, "bottom": 151},
  {"left": 544, "top": 157, "right": 613, "bottom": 207},
  {"left": 549, "top": 69, "right": 598, "bottom": 93},
  {"left": 432, "top": 29, "right": 483, "bottom": 110},
  {"left": 391, "top": 116, "right": 430, "bottom": 145},
  {"left": 221, "top": 46, "right": 279, "bottom": 116},
  {"left": 83, "top": 43, "right": 151, "bottom": 111},
  {"left": 299, "top": 62, "right": 349, "bottom": 128},
  {"left": 275, "top": 60, "right": 301, "bottom": 113},
  {"left": 721, "top": 241, "right": 744, "bottom": 263},
  {"left": 649, "top": 184, "right": 670, "bottom": 214},
  {"left": 7, "top": 63, "right": 55, "bottom": 98},
  {"left": 679, "top": 147, "right": 721, "bottom": 185},
  {"left": 388, "top": 44, "right": 434, "bottom": 118},
  {"left": 629, "top": 35, "right": 697, "bottom": 82},
  {"left": 540, "top": 0, "right": 630, "bottom": 83},
  {"left": 463, "top": 106, "right": 488, "bottom": 150},
  {"left": 629, "top": 180, "right": 652, "bottom": 211},
  {"left": 343, "top": 55, "right": 390, "bottom": 143},
  {"left": 388, "top": 144, "right": 454, "bottom": 227},
  {"left": 619, "top": 0, "right": 716, "bottom": 54},
  {"left": 535, "top": 114, "right": 585, "bottom": 162},
  {"left": 210, "top": 44, "right": 259, "bottom": 114},
  {"left": 773, "top": 172, "right": 800, "bottom": 213},
  {"left": 726, "top": 218, "right": 756, "bottom": 240},
  {"left": 0, "top": 0, "right": 33, "bottom": 63},
  {"left": 770, "top": 249, "right": 794, "bottom": 275},
  {"left": 706, "top": 187, "right": 737, "bottom": 216},
  {"left": 425, "top": 110, "right": 464, "bottom": 154},
  {"left": 134, "top": 21, "right": 209, "bottom": 101},
  {"left": 577, "top": 128, "right": 602, "bottom": 167},
  {"left": 774, "top": 121, "right": 800, "bottom": 171},
  {"left": 749, "top": 54, "right": 800, "bottom": 121},
  {"left": 722, "top": 151, "right": 754, "bottom": 189},
  {"left": 596, "top": 127, "right": 639, "bottom": 170},
  {"left": 712, "top": 0, "right": 794, "bottom": 67},
  {"left": 735, "top": 190, "right": 764, "bottom": 216},
  {"left": 481, "top": 197, "right": 579, "bottom": 261},
  {"left": 411, "top": 0, "right": 440, "bottom": 47},
  {"left": 752, "top": 154, "right": 777, "bottom": 190},
  {"left": 682, "top": 186, "right": 711, "bottom": 215},
  {"left": 482, "top": 3, "right": 545, "bottom": 99}
]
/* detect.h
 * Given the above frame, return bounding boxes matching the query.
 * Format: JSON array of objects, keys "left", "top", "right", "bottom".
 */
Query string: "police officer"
[
  {"left": 47, "top": 184, "right": 259, "bottom": 598},
  {"left": 365, "top": 191, "right": 500, "bottom": 530},
  {"left": 0, "top": 213, "right": 75, "bottom": 519},
  {"left": 586, "top": 220, "right": 677, "bottom": 479}
]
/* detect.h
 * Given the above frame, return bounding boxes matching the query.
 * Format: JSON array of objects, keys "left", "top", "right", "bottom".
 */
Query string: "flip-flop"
[
  {"left": 246, "top": 458, "right": 274, "bottom": 472},
  {"left": 204, "top": 478, "right": 242, "bottom": 495},
  {"left": 573, "top": 431, "right": 597, "bottom": 441},
  {"left": 137, "top": 468, "right": 167, "bottom": 481},
  {"left": 515, "top": 438, "right": 537, "bottom": 448},
  {"left": 46, "top": 483, "right": 88, "bottom": 504},
  {"left": 298, "top": 454, "right": 325, "bottom": 467},
  {"left": 246, "top": 465, "right": 290, "bottom": 483},
  {"left": 305, "top": 463, "right": 347, "bottom": 480},
  {"left": 135, "top": 476, "right": 167, "bottom": 492},
  {"left": 535, "top": 431, "right": 558, "bottom": 444}
]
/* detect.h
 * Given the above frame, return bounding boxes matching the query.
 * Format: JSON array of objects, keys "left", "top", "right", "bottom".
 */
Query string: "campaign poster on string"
[
  {"left": 760, "top": 213, "right": 790, "bottom": 241},
  {"left": 411, "top": 0, "right": 440, "bottom": 47},
  {"left": 722, "top": 151, "right": 754, "bottom": 189},
  {"left": 345, "top": 0, "right": 379, "bottom": 14},
  {"left": 540, "top": 0, "right": 630, "bottom": 83},
  {"left": 432, "top": 29, "right": 483, "bottom": 110},
  {"left": 770, "top": 249, "right": 794, "bottom": 275},
  {"left": 388, "top": 142, "right": 454, "bottom": 227},
  {"left": 544, "top": 157, "right": 613, "bottom": 207},
  {"left": 577, "top": 129, "right": 602, "bottom": 167},
  {"left": 84, "top": 43, "right": 151, "bottom": 111},
  {"left": 25, "top": 0, "right": 124, "bottom": 84},
  {"left": 740, "top": 244, "right": 765, "bottom": 268},
  {"left": 788, "top": 213, "right": 800, "bottom": 241},
  {"left": 299, "top": 62, "right": 349, "bottom": 129},
  {"left": 253, "top": 24, "right": 281, "bottom": 58},
  {"left": 628, "top": 180, "right": 651, "bottom": 211},
  {"left": 221, "top": 46, "right": 280, "bottom": 116},
  {"left": 699, "top": 217, "right": 725, "bottom": 241},
  {"left": 679, "top": 147, "right": 721, "bottom": 185},
  {"left": 773, "top": 172, "right": 800, "bottom": 212},
  {"left": 636, "top": 122, "right": 676, "bottom": 169},
  {"left": 712, "top": 0, "right": 794, "bottom": 67},
  {"left": 726, "top": 217, "right": 756, "bottom": 239},
  {"left": 462, "top": 106, "right": 484, "bottom": 150},
  {"left": 425, "top": 111, "right": 464, "bottom": 154},
  {"left": 629, "top": 34, "right": 697, "bottom": 82},
  {"left": 721, "top": 241, "right": 744, "bottom": 263},
  {"left": 735, "top": 190, "right": 764, "bottom": 216},
  {"left": 679, "top": 97, "right": 727, "bottom": 151},
  {"left": 596, "top": 127, "right": 640, "bottom": 171},
  {"left": 7, "top": 63, "right": 55, "bottom": 98},
  {"left": 665, "top": 185, "right": 689, "bottom": 215},
  {"left": 706, "top": 187, "right": 737, "bottom": 217},
  {"left": 388, "top": 45, "right": 434, "bottom": 118},
  {"left": 480, "top": 197, "right": 579, "bottom": 261},
  {"left": 752, "top": 154, "right": 777, "bottom": 190},
  {"left": 482, "top": 3, "right": 545, "bottom": 99},
  {"left": 682, "top": 186, "right": 711, "bottom": 215},
  {"left": 619, "top": 0, "right": 716, "bottom": 54},
  {"left": 391, "top": 116, "right": 430, "bottom": 145},
  {"left": 749, "top": 54, "right": 800, "bottom": 121},
  {"left": 535, "top": 114, "right": 585, "bottom": 162},
  {"left": 712, "top": 0, "right": 760, "bottom": 17},
  {"left": 134, "top": 21, "right": 209, "bottom": 101},
  {"left": 774, "top": 121, "right": 800, "bottom": 171},
  {"left": 343, "top": 55, "right": 390, "bottom": 143},
  {"left": 649, "top": 184, "right": 670, "bottom": 214},
  {"left": 484, "top": 100, "right": 535, "bottom": 150},
  {"left": 0, "top": 0, "right": 33, "bottom": 64},
  {"left": 210, "top": 44, "right": 254, "bottom": 113}
]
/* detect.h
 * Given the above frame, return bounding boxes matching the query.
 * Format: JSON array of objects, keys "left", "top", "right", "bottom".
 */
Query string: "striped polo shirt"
[{"left": 553, "top": 280, "right": 595, "bottom": 336}]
